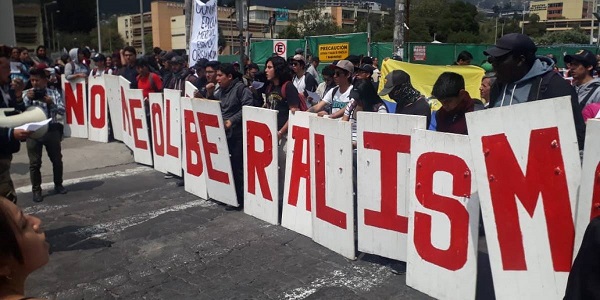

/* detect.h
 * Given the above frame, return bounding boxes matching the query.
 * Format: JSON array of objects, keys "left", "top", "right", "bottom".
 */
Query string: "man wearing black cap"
[
  {"left": 165, "top": 56, "right": 198, "bottom": 95},
  {"left": 565, "top": 50, "right": 600, "bottom": 107},
  {"left": 485, "top": 33, "right": 585, "bottom": 149},
  {"left": 193, "top": 58, "right": 209, "bottom": 91},
  {"left": 379, "top": 70, "right": 431, "bottom": 127},
  {"left": 356, "top": 64, "right": 376, "bottom": 89}
]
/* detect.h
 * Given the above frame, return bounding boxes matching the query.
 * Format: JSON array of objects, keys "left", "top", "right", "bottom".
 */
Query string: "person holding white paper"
[{"left": 23, "top": 68, "right": 67, "bottom": 203}]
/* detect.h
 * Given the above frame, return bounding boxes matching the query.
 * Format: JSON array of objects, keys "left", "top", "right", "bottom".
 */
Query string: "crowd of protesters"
[{"left": 2, "top": 32, "right": 600, "bottom": 299}]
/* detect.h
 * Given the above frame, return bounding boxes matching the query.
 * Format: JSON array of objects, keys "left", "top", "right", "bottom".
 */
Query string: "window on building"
[
  {"left": 342, "top": 11, "right": 353, "bottom": 19},
  {"left": 125, "top": 19, "right": 128, "bottom": 27},
  {"left": 126, "top": 31, "right": 129, "bottom": 38}
]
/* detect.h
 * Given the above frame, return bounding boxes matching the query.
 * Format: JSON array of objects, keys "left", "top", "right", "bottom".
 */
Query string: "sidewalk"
[{"left": 10, "top": 137, "right": 135, "bottom": 189}]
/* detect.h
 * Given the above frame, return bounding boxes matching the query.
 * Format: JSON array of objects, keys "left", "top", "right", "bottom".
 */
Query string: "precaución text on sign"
[{"left": 318, "top": 43, "right": 350, "bottom": 62}]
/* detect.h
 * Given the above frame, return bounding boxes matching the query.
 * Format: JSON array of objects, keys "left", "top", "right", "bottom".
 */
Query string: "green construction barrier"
[
  {"left": 217, "top": 55, "right": 240, "bottom": 64},
  {"left": 370, "top": 42, "right": 394, "bottom": 67},
  {"left": 405, "top": 42, "right": 599, "bottom": 68},
  {"left": 249, "top": 39, "right": 306, "bottom": 68}
]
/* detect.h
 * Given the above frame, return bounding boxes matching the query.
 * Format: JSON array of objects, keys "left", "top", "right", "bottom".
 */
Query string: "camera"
[{"left": 32, "top": 89, "right": 46, "bottom": 100}]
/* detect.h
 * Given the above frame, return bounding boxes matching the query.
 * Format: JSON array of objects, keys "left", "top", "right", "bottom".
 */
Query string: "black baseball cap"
[
  {"left": 357, "top": 64, "right": 374, "bottom": 75},
  {"left": 194, "top": 58, "right": 209, "bottom": 69},
  {"left": 379, "top": 70, "right": 411, "bottom": 96},
  {"left": 484, "top": 33, "right": 537, "bottom": 57},
  {"left": 92, "top": 53, "right": 106, "bottom": 62},
  {"left": 564, "top": 49, "right": 598, "bottom": 67}
]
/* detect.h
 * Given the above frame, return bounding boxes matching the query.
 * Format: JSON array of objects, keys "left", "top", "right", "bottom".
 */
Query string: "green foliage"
[
  {"left": 279, "top": 5, "right": 340, "bottom": 39},
  {"left": 88, "top": 17, "right": 125, "bottom": 54},
  {"left": 535, "top": 30, "right": 590, "bottom": 45},
  {"left": 408, "top": 0, "right": 480, "bottom": 43}
]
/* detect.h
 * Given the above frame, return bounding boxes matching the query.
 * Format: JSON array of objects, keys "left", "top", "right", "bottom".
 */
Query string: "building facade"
[
  {"left": 117, "top": 12, "right": 152, "bottom": 55},
  {"left": 529, "top": 0, "right": 593, "bottom": 21}
]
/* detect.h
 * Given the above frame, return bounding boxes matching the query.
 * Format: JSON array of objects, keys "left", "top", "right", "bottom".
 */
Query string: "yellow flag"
[{"left": 378, "top": 59, "right": 486, "bottom": 111}]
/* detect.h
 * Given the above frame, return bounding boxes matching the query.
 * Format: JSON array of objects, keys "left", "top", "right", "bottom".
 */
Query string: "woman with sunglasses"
[
  {"left": 0, "top": 197, "right": 49, "bottom": 300},
  {"left": 308, "top": 60, "right": 354, "bottom": 119}
]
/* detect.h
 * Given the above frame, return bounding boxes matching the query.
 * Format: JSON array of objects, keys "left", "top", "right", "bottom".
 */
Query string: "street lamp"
[{"left": 43, "top": 1, "right": 57, "bottom": 49}]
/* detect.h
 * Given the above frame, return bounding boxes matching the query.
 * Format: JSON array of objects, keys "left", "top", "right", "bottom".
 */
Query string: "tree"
[
  {"left": 55, "top": 0, "right": 96, "bottom": 33},
  {"left": 279, "top": 25, "right": 302, "bottom": 39},
  {"left": 524, "top": 14, "right": 546, "bottom": 38},
  {"left": 88, "top": 17, "right": 125, "bottom": 54},
  {"left": 291, "top": 5, "right": 340, "bottom": 37},
  {"left": 407, "top": 0, "right": 480, "bottom": 43},
  {"left": 536, "top": 30, "right": 590, "bottom": 45}
]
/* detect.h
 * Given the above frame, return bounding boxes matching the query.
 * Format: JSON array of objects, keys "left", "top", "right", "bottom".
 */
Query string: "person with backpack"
[
  {"left": 64, "top": 48, "right": 89, "bottom": 82},
  {"left": 216, "top": 63, "right": 254, "bottom": 210},
  {"left": 485, "top": 33, "right": 585, "bottom": 150},
  {"left": 90, "top": 53, "right": 113, "bottom": 76},
  {"left": 308, "top": 60, "right": 354, "bottom": 119},
  {"left": 135, "top": 57, "right": 163, "bottom": 99},
  {"left": 290, "top": 54, "right": 318, "bottom": 105},
  {"left": 264, "top": 56, "right": 301, "bottom": 204}
]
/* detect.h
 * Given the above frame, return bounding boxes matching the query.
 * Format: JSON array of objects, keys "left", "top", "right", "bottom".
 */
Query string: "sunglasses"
[
  {"left": 290, "top": 62, "right": 299, "bottom": 67},
  {"left": 334, "top": 70, "right": 347, "bottom": 77}
]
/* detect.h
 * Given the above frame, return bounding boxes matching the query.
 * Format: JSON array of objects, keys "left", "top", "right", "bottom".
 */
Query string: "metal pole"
[
  {"left": 50, "top": 11, "right": 55, "bottom": 51},
  {"left": 140, "top": 0, "right": 145, "bottom": 54},
  {"left": 367, "top": 2, "right": 371, "bottom": 56},
  {"left": 185, "top": 0, "right": 192, "bottom": 52},
  {"left": 97, "top": 0, "right": 102, "bottom": 53},
  {"left": 393, "top": 0, "right": 405, "bottom": 58},
  {"left": 43, "top": 3, "right": 50, "bottom": 48},
  {"left": 494, "top": 16, "right": 498, "bottom": 43},
  {"left": 521, "top": 5, "right": 525, "bottom": 34},
  {"left": 594, "top": 0, "right": 598, "bottom": 45}
]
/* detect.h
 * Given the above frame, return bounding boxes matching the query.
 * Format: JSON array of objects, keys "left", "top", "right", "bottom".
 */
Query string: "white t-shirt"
[
  {"left": 293, "top": 75, "right": 306, "bottom": 94},
  {"left": 322, "top": 84, "right": 353, "bottom": 114},
  {"left": 344, "top": 98, "right": 388, "bottom": 143}
]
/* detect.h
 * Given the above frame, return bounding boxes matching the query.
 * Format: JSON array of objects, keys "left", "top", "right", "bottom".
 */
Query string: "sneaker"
[
  {"left": 33, "top": 191, "right": 43, "bottom": 203},
  {"left": 54, "top": 185, "right": 68, "bottom": 194},
  {"left": 176, "top": 180, "right": 185, "bottom": 187},
  {"left": 164, "top": 174, "right": 174, "bottom": 179},
  {"left": 225, "top": 205, "right": 243, "bottom": 211}
]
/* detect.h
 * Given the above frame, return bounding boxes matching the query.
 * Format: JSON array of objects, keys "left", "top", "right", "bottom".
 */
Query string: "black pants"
[
  {"left": 0, "top": 155, "right": 17, "bottom": 203},
  {"left": 228, "top": 132, "right": 244, "bottom": 206},
  {"left": 27, "top": 128, "right": 63, "bottom": 192}
]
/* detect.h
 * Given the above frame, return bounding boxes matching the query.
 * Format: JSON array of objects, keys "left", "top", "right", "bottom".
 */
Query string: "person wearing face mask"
[
  {"left": 0, "top": 197, "right": 49, "bottom": 300},
  {"left": 378, "top": 70, "right": 431, "bottom": 128},
  {"left": 430, "top": 72, "right": 484, "bottom": 134}
]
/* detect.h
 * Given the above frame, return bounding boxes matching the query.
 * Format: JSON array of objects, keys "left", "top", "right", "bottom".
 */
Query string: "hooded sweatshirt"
[
  {"left": 492, "top": 56, "right": 555, "bottom": 108},
  {"left": 575, "top": 77, "right": 600, "bottom": 107},
  {"left": 64, "top": 48, "right": 89, "bottom": 80}
]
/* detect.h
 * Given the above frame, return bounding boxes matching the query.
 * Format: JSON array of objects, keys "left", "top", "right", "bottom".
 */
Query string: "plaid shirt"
[{"left": 23, "top": 87, "right": 65, "bottom": 124}]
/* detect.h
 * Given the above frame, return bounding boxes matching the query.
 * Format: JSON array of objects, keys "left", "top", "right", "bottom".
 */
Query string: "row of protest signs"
[{"left": 62, "top": 74, "right": 600, "bottom": 300}]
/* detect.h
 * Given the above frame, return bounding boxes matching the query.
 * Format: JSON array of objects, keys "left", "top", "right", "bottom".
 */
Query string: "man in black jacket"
[{"left": 485, "top": 33, "right": 586, "bottom": 149}]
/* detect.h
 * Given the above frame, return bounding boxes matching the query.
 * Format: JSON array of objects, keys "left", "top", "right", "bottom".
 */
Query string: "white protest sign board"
[
  {"left": 149, "top": 93, "right": 168, "bottom": 174},
  {"left": 574, "top": 119, "right": 600, "bottom": 256},
  {"left": 192, "top": 99, "right": 238, "bottom": 206},
  {"left": 87, "top": 75, "right": 109, "bottom": 143},
  {"left": 406, "top": 129, "right": 479, "bottom": 300},
  {"left": 356, "top": 112, "right": 426, "bottom": 261},
  {"left": 189, "top": 0, "right": 218, "bottom": 66},
  {"left": 281, "top": 111, "right": 314, "bottom": 237},
  {"left": 125, "top": 89, "right": 153, "bottom": 166},
  {"left": 163, "top": 89, "right": 183, "bottom": 177},
  {"left": 185, "top": 81, "right": 198, "bottom": 99},
  {"left": 466, "top": 97, "right": 581, "bottom": 300},
  {"left": 243, "top": 106, "right": 279, "bottom": 225},
  {"left": 310, "top": 116, "right": 354, "bottom": 259},
  {"left": 61, "top": 75, "right": 88, "bottom": 138},
  {"left": 119, "top": 77, "right": 133, "bottom": 149},
  {"left": 181, "top": 97, "right": 208, "bottom": 199},
  {"left": 104, "top": 74, "right": 123, "bottom": 142}
]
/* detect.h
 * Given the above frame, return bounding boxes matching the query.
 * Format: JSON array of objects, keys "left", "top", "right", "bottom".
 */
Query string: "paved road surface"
[{"left": 11, "top": 138, "right": 494, "bottom": 299}]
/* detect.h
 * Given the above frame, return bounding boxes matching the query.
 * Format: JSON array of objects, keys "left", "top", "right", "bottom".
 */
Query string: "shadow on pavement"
[{"left": 45, "top": 225, "right": 113, "bottom": 253}]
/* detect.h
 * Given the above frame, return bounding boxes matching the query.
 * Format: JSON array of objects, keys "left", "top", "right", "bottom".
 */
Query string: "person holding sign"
[
  {"left": 264, "top": 56, "right": 301, "bottom": 202},
  {"left": 308, "top": 60, "right": 354, "bottom": 119},
  {"left": 216, "top": 63, "right": 254, "bottom": 210},
  {"left": 484, "top": 33, "right": 585, "bottom": 149}
]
